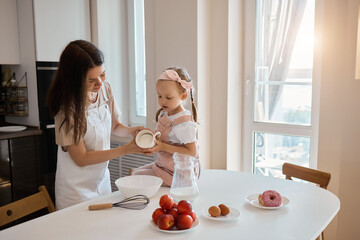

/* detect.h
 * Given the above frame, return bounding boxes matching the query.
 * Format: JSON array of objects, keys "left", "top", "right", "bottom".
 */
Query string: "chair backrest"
[
  {"left": 0, "top": 185, "right": 56, "bottom": 227},
  {"left": 282, "top": 163, "right": 331, "bottom": 189}
]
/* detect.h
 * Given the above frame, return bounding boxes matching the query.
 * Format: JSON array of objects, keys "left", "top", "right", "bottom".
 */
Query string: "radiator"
[{"left": 108, "top": 142, "right": 155, "bottom": 192}]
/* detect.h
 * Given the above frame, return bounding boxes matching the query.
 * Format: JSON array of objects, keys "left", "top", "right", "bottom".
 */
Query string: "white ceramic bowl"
[{"left": 115, "top": 175, "right": 163, "bottom": 198}]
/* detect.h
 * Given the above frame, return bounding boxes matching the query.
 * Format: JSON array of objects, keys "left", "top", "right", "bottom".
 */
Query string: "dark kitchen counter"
[{"left": 0, "top": 126, "right": 42, "bottom": 140}]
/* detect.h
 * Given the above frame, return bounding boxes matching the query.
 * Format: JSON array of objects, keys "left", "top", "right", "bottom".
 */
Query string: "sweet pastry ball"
[{"left": 258, "top": 190, "right": 282, "bottom": 207}]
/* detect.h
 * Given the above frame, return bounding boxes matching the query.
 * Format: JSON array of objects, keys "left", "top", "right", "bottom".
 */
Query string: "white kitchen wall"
[
  {"left": 0, "top": 0, "right": 20, "bottom": 64},
  {"left": 144, "top": 0, "right": 197, "bottom": 131},
  {"left": 33, "top": 0, "right": 91, "bottom": 61},
  {"left": 94, "top": 0, "right": 130, "bottom": 125},
  {"left": 202, "top": 0, "right": 229, "bottom": 170},
  {"left": 317, "top": 0, "right": 360, "bottom": 239},
  {"left": 197, "top": 0, "right": 212, "bottom": 170}
]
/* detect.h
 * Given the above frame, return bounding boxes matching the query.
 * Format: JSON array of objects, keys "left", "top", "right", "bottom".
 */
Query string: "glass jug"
[{"left": 170, "top": 152, "right": 199, "bottom": 202}]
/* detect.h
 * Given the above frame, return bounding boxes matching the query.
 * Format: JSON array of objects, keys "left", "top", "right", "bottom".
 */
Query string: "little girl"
[{"left": 132, "top": 67, "right": 199, "bottom": 186}]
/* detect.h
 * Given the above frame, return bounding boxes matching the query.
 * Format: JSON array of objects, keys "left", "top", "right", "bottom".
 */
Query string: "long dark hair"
[
  {"left": 155, "top": 67, "right": 198, "bottom": 122},
  {"left": 47, "top": 40, "right": 104, "bottom": 144}
]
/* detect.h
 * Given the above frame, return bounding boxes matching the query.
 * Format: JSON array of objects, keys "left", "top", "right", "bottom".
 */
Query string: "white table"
[{"left": 0, "top": 169, "right": 340, "bottom": 240}]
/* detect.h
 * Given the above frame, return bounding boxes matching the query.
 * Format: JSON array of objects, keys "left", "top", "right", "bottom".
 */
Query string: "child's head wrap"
[{"left": 157, "top": 69, "right": 193, "bottom": 90}]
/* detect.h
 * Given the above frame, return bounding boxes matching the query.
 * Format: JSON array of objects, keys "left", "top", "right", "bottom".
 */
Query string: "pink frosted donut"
[{"left": 259, "top": 190, "right": 282, "bottom": 207}]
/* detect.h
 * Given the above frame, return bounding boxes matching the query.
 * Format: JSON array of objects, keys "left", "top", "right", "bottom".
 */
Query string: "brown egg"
[
  {"left": 208, "top": 206, "right": 221, "bottom": 217},
  {"left": 218, "top": 204, "right": 230, "bottom": 216}
]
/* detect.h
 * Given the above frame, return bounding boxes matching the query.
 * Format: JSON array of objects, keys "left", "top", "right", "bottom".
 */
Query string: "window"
[
  {"left": 243, "top": 0, "right": 319, "bottom": 177},
  {"left": 128, "top": 0, "right": 146, "bottom": 126},
  {"left": 95, "top": 0, "right": 146, "bottom": 126}
]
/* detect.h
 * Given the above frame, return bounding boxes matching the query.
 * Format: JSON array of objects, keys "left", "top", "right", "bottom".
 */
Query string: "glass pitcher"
[{"left": 170, "top": 152, "right": 199, "bottom": 202}]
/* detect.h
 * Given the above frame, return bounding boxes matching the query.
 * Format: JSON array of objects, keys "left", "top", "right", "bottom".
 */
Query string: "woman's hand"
[
  {"left": 129, "top": 126, "right": 145, "bottom": 138},
  {"left": 124, "top": 138, "right": 155, "bottom": 155}
]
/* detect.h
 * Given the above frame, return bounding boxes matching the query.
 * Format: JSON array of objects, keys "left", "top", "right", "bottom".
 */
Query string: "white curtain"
[{"left": 256, "top": 0, "right": 307, "bottom": 119}]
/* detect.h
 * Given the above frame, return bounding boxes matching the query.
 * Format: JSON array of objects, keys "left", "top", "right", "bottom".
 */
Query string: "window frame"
[
  {"left": 127, "top": 0, "right": 146, "bottom": 126},
  {"left": 242, "top": 0, "right": 323, "bottom": 173}
]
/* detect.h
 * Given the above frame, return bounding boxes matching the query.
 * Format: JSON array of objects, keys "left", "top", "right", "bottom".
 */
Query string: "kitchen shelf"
[{"left": 0, "top": 72, "right": 28, "bottom": 116}]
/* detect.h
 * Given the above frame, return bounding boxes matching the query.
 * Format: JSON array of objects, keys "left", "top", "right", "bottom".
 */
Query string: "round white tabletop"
[{"left": 0, "top": 169, "right": 340, "bottom": 240}]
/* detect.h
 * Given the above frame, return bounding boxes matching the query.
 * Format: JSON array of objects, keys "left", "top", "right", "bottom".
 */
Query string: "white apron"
[{"left": 55, "top": 101, "right": 112, "bottom": 210}]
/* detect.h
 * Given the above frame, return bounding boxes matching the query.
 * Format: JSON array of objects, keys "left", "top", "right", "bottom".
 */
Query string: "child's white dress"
[{"left": 132, "top": 109, "right": 199, "bottom": 186}]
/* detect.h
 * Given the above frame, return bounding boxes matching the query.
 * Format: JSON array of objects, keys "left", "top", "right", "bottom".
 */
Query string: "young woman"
[{"left": 47, "top": 40, "right": 150, "bottom": 209}]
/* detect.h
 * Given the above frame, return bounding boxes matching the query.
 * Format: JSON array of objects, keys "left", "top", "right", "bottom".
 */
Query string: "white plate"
[
  {"left": 201, "top": 207, "right": 240, "bottom": 221},
  {"left": 246, "top": 193, "right": 289, "bottom": 210},
  {"left": 0, "top": 126, "right": 27, "bottom": 133},
  {"left": 150, "top": 217, "right": 200, "bottom": 233}
]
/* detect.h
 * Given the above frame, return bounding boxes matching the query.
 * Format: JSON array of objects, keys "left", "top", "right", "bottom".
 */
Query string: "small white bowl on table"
[{"left": 115, "top": 175, "right": 163, "bottom": 198}]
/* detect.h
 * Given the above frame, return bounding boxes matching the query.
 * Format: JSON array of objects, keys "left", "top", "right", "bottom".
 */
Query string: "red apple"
[
  {"left": 176, "top": 214, "right": 193, "bottom": 230},
  {"left": 177, "top": 200, "right": 192, "bottom": 215},
  {"left": 157, "top": 214, "right": 175, "bottom": 230},
  {"left": 152, "top": 208, "right": 166, "bottom": 224},
  {"left": 167, "top": 207, "right": 179, "bottom": 219},
  {"left": 159, "top": 195, "right": 174, "bottom": 210},
  {"left": 189, "top": 211, "right": 197, "bottom": 221}
]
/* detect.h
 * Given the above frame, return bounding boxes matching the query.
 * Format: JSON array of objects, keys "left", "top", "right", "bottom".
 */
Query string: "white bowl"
[{"left": 115, "top": 175, "right": 163, "bottom": 198}]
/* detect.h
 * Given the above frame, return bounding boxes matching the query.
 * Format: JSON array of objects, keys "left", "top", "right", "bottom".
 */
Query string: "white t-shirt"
[
  {"left": 156, "top": 109, "right": 198, "bottom": 144},
  {"left": 54, "top": 81, "right": 121, "bottom": 146}
]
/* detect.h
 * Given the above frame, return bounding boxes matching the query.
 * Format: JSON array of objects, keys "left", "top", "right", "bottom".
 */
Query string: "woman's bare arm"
[{"left": 67, "top": 139, "right": 152, "bottom": 166}]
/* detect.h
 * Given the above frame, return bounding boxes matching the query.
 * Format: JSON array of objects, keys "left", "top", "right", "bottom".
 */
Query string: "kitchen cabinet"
[
  {"left": 0, "top": 140, "right": 11, "bottom": 206},
  {"left": 33, "top": 0, "right": 91, "bottom": 61},
  {"left": 10, "top": 135, "right": 42, "bottom": 201},
  {"left": 0, "top": 0, "right": 20, "bottom": 64},
  {"left": 0, "top": 134, "right": 42, "bottom": 206},
  {"left": 0, "top": 133, "right": 47, "bottom": 229}
]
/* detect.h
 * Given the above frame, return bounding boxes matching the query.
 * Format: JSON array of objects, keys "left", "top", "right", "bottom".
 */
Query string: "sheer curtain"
[{"left": 256, "top": 0, "right": 307, "bottom": 120}]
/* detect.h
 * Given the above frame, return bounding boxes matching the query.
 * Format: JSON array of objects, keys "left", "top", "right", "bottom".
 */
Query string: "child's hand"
[{"left": 152, "top": 139, "right": 164, "bottom": 152}]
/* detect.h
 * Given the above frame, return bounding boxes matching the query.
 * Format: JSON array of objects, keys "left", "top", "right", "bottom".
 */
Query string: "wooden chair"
[
  {"left": 0, "top": 185, "right": 56, "bottom": 227},
  {"left": 282, "top": 163, "right": 331, "bottom": 240}
]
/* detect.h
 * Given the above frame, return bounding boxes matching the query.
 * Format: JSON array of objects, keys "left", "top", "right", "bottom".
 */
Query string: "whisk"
[{"left": 88, "top": 194, "right": 150, "bottom": 210}]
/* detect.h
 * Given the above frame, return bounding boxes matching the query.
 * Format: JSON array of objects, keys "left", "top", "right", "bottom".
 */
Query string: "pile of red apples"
[{"left": 152, "top": 195, "right": 197, "bottom": 230}]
